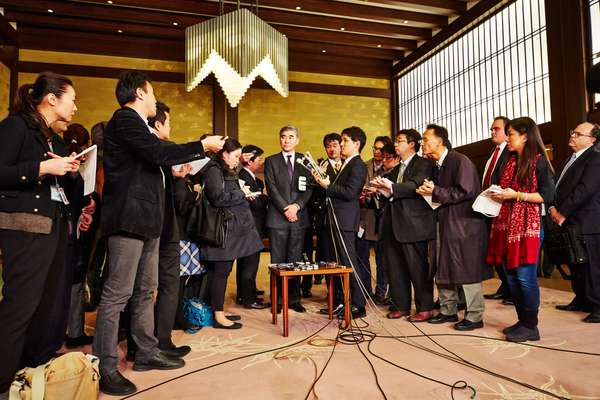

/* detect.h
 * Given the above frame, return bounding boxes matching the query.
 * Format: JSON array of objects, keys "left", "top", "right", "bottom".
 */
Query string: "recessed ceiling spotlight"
[
  {"left": 340, "top": 27, "right": 345, "bottom": 31},
  {"left": 295, "top": 6, "right": 301, "bottom": 10},
  {"left": 377, "top": 44, "right": 382, "bottom": 48},
  {"left": 322, "top": 49, "right": 326, "bottom": 53},
  {"left": 173, "top": 22, "right": 179, "bottom": 26},
  {"left": 47, "top": 9, "right": 54, "bottom": 13},
  {"left": 107, "top": 1, "right": 113, "bottom": 4},
  {"left": 403, "top": 20, "right": 408, "bottom": 24},
  {"left": 117, "top": 29, "right": 123, "bottom": 33}
]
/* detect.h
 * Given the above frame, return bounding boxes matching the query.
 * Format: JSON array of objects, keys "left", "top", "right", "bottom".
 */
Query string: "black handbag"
[
  {"left": 185, "top": 188, "right": 232, "bottom": 248},
  {"left": 544, "top": 223, "right": 588, "bottom": 265}
]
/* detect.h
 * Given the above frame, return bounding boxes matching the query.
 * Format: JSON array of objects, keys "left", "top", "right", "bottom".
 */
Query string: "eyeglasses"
[
  {"left": 372, "top": 146, "right": 384, "bottom": 152},
  {"left": 569, "top": 130, "right": 593, "bottom": 138}
]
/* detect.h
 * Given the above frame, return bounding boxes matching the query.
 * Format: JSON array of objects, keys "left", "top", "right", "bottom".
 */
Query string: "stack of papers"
[
  {"left": 472, "top": 184, "right": 503, "bottom": 217},
  {"left": 76, "top": 145, "right": 97, "bottom": 196}
]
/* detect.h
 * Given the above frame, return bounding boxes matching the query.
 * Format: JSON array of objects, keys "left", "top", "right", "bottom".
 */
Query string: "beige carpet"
[{"left": 72, "top": 273, "right": 600, "bottom": 400}]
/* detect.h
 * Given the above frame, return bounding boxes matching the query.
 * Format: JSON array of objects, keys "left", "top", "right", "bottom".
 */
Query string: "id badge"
[
  {"left": 50, "top": 185, "right": 70, "bottom": 205},
  {"left": 298, "top": 176, "right": 307, "bottom": 192}
]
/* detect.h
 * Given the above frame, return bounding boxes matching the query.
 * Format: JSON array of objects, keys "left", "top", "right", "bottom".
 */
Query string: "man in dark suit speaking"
[
  {"left": 313, "top": 126, "right": 368, "bottom": 319},
  {"left": 264, "top": 125, "right": 313, "bottom": 312},
  {"left": 94, "top": 71, "right": 225, "bottom": 396}
]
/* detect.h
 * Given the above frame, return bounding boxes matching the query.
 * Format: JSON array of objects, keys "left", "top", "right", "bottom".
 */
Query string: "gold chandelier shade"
[{"left": 185, "top": 8, "right": 289, "bottom": 108}]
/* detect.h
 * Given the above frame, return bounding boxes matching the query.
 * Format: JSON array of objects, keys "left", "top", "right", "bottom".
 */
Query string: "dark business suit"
[
  {"left": 322, "top": 155, "right": 368, "bottom": 308},
  {"left": 94, "top": 107, "right": 206, "bottom": 374},
  {"left": 236, "top": 168, "right": 268, "bottom": 305},
  {"left": 264, "top": 152, "right": 313, "bottom": 306},
  {"left": 379, "top": 155, "right": 436, "bottom": 312},
  {"left": 481, "top": 144, "right": 511, "bottom": 298},
  {"left": 552, "top": 146, "right": 600, "bottom": 313}
]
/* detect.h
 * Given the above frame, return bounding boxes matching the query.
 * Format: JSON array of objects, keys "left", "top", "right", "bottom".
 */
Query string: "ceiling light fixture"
[
  {"left": 48, "top": 9, "right": 54, "bottom": 13},
  {"left": 340, "top": 27, "right": 345, "bottom": 31},
  {"left": 173, "top": 22, "right": 179, "bottom": 26},
  {"left": 186, "top": 8, "right": 288, "bottom": 108},
  {"left": 117, "top": 29, "right": 123, "bottom": 33},
  {"left": 295, "top": 6, "right": 301, "bottom": 10}
]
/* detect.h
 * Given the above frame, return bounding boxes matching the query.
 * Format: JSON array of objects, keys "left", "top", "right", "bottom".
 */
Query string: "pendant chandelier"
[{"left": 185, "top": 2, "right": 289, "bottom": 107}]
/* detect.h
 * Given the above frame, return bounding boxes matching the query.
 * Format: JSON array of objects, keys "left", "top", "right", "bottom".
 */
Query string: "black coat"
[
  {"left": 101, "top": 107, "right": 205, "bottom": 239},
  {"left": 553, "top": 146, "right": 600, "bottom": 234},
  {"left": 264, "top": 152, "right": 313, "bottom": 230},
  {"left": 310, "top": 160, "right": 339, "bottom": 229},
  {"left": 238, "top": 168, "right": 268, "bottom": 238},
  {"left": 325, "top": 155, "right": 368, "bottom": 232},
  {"left": 380, "top": 155, "right": 436, "bottom": 243},
  {"left": 200, "top": 159, "right": 263, "bottom": 261},
  {"left": 0, "top": 115, "right": 70, "bottom": 221}
]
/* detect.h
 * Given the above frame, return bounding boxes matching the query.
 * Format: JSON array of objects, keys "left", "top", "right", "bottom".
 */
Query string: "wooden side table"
[{"left": 269, "top": 266, "right": 352, "bottom": 337}]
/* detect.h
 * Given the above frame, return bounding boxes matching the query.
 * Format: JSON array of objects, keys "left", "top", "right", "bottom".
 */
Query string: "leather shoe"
[
  {"left": 483, "top": 293, "right": 504, "bottom": 300},
  {"left": 319, "top": 304, "right": 343, "bottom": 315},
  {"left": 556, "top": 303, "right": 588, "bottom": 312},
  {"left": 386, "top": 310, "right": 410, "bottom": 319},
  {"left": 407, "top": 311, "right": 433, "bottom": 322},
  {"left": 159, "top": 344, "right": 191, "bottom": 358},
  {"left": 132, "top": 352, "right": 185, "bottom": 371},
  {"left": 428, "top": 313, "right": 459, "bottom": 324},
  {"left": 100, "top": 370, "right": 137, "bottom": 395},
  {"left": 506, "top": 325, "right": 540, "bottom": 342},
  {"left": 351, "top": 307, "right": 366, "bottom": 319},
  {"left": 454, "top": 319, "right": 484, "bottom": 331},
  {"left": 583, "top": 312, "right": 600, "bottom": 323},
  {"left": 65, "top": 334, "right": 94, "bottom": 349},
  {"left": 502, "top": 321, "right": 521, "bottom": 334},
  {"left": 501, "top": 298, "right": 514, "bottom": 306},
  {"left": 214, "top": 320, "right": 243, "bottom": 329},
  {"left": 292, "top": 303, "right": 306, "bottom": 313},
  {"left": 244, "top": 301, "right": 269, "bottom": 309},
  {"left": 226, "top": 314, "right": 241, "bottom": 321}
]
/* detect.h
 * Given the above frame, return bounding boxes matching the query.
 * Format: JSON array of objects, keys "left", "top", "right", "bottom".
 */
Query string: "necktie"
[
  {"left": 556, "top": 153, "right": 577, "bottom": 186},
  {"left": 286, "top": 155, "right": 293, "bottom": 181},
  {"left": 334, "top": 160, "right": 341, "bottom": 173},
  {"left": 482, "top": 146, "right": 501, "bottom": 190},
  {"left": 397, "top": 161, "right": 406, "bottom": 183}
]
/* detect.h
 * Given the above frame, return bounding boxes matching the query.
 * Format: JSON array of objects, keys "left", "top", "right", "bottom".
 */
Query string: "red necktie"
[{"left": 482, "top": 146, "right": 500, "bottom": 190}]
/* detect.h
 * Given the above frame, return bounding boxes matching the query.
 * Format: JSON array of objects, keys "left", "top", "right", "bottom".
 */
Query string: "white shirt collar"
[
  {"left": 282, "top": 151, "right": 295, "bottom": 163},
  {"left": 243, "top": 167, "right": 256, "bottom": 180},
  {"left": 496, "top": 141, "right": 507, "bottom": 152},
  {"left": 437, "top": 148, "right": 449, "bottom": 167},
  {"left": 574, "top": 145, "right": 593, "bottom": 159}
]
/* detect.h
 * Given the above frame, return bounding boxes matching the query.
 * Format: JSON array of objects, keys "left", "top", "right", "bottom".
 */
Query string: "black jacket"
[
  {"left": 200, "top": 159, "right": 263, "bottom": 261},
  {"left": 553, "top": 146, "right": 600, "bottom": 234},
  {"left": 264, "top": 152, "right": 313, "bottom": 230},
  {"left": 0, "top": 115, "right": 69, "bottom": 220},
  {"left": 238, "top": 167, "right": 268, "bottom": 238},
  {"left": 325, "top": 155, "right": 368, "bottom": 232},
  {"left": 380, "top": 155, "right": 436, "bottom": 243},
  {"left": 101, "top": 107, "right": 205, "bottom": 239}
]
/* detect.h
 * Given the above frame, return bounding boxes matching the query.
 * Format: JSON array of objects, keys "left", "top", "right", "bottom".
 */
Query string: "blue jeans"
[{"left": 505, "top": 264, "right": 540, "bottom": 312}]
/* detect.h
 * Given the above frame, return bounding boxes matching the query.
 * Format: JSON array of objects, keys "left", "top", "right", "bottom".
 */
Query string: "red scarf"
[{"left": 486, "top": 154, "right": 541, "bottom": 269}]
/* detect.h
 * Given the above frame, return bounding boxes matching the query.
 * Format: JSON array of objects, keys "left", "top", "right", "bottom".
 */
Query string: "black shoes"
[
  {"left": 132, "top": 352, "right": 185, "bottom": 371},
  {"left": 214, "top": 320, "right": 242, "bottom": 329},
  {"left": 501, "top": 298, "right": 515, "bottom": 306},
  {"left": 65, "top": 334, "right": 94, "bottom": 349},
  {"left": 100, "top": 370, "right": 137, "bottom": 396},
  {"left": 292, "top": 303, "right": 307, "bottom": 313},
  {"left": 502, "top": 321, "right": 521, "bottom": 335},
  {"left": 556, "top": 302, "right": 590, "bottom": 312},
  {"left": 226, "top": 314, "right": 241, "bottom": 321},
  {"left": 159, "top": 344, "right": 191, "bottom": 358},
  {"left": 244, "top": 301, "right": 270, "bottom": 309},
  {"left": 454, "top": 319, "right": 484, "bottom": 331},
  {"left": 583, "top": 312, "right": 600, "bottom": 323},
  {"left": 428, "top": 313, "right": 459, "bottom": 324},
  {"left": 483, "top": 293, "right": 505, "bottom": 300},
  {"left": 319, "top": 304, "right": 344, "bottom": 316},
  {"left": 351, "top": 307, "right": 366, "bottom": 319},
  {"left": 506, "top": 325, "right": 540, "bottom": 342}
]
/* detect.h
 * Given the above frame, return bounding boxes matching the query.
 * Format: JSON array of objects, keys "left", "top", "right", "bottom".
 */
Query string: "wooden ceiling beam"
[
  {"left": 349, "top": 0, "right": 468, "bottom": 14},
  {"left": 289, "top": 40, "right": 403, "bottom": 60}
]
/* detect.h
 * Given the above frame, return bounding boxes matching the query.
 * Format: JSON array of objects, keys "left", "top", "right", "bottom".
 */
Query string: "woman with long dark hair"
[
  {"left": 487, "top": 117, "right": 555, "bottom": 342},
  {"left": 200, "top": 138, "right": 263, "bottom": 329},
  {"left": 0, "top": 72, "right": 80, "bottom": 394}
]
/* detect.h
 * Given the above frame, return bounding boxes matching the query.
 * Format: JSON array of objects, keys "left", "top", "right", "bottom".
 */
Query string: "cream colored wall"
[
  {"left": 18, "top": 50, "right": 390, "bottom": 152},
  {"left": 0, "top": 63, "right": 11, "bottom": 120},
  {"left": 18, "top": 72, "right": 213, "bottom": 143},
  {"left": 238, "top": 89, "right": 390, "bottom": 160}
]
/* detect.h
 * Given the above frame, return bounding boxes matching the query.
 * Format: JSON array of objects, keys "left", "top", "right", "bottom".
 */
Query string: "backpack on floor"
[
  {"left": 9, "top": 352, "right": 99, "bottom": 400},
  {"left": 183, "top": 297, "right": 214, "bottom": 333}
]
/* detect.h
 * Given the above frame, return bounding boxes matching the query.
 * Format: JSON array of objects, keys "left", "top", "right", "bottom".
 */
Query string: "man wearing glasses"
[{"left": 550, "top": 122, "right": 600, "bottom": 323}]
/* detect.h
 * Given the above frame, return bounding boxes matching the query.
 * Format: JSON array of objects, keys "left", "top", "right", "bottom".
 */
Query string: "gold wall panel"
[
  {"left": 20, "top": 49, "right": 184, "bottom": 73},
  {"left": 18, "top": 73, "right": 213, "bottom": 143},
  {"left": 237, "top": 88, "right": 390, "bottom": 159},
  {"left": 0, "top": 63, "right": 11, "bottom": 120},
  {"left": 289, "top": 71, "right": 389, "bottom": 90}
]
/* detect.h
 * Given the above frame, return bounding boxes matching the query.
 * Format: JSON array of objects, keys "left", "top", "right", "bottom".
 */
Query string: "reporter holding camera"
[{"left": 0, "top": 72, "right": 80, "bottom": 395}]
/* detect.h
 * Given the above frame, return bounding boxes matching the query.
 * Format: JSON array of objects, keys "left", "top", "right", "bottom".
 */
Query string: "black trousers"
[
  {"left": 301, "top": 226, "right": 314, "bottom": 293},
  {"left": 322, "top": 225, "right": 366, "bottom": 308},
  {"left": 269, "top": 227, "right": 304, "bottom": 305},
  {"left": 236, "top": 251, "right": 260, "bottom": 305},
  {"left": 382, "top": 239, "right": 433, "bottom": 313},
  {"left": 154, "top": 241, "right": 180, "bottom": 347},
  {"left": 205, "top": 260, "right": 234, "bottom": 312},
  {"left": 583, "top": 234, "right": 600, "bottom": 313},
  {"left": 0, "top": 217, "right": 69, "bottom": 393}
]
